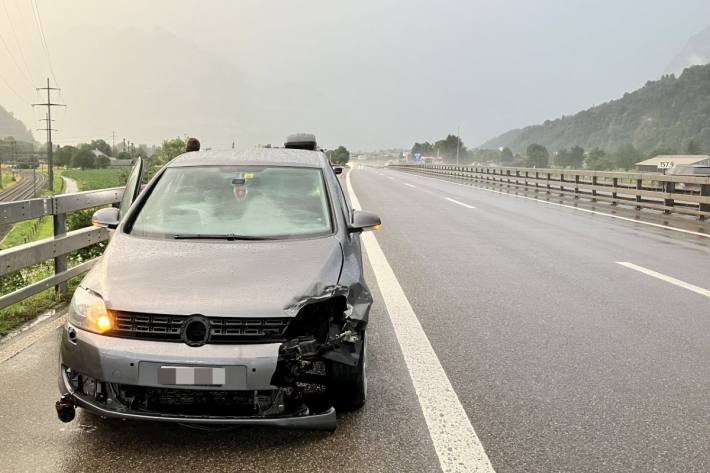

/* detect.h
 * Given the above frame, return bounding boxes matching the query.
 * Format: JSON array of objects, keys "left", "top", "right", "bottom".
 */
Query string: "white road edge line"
[
  {"left": 404, "top": 183, "right": 416, "bottom": 188},
  {"left": 0, "top": 315, "right": 67, "bottom": 364},
  {"left": 346, "top": 168, "right": 495, "bottom": 473},
  {"left": 617, "top": 262, "right": 710, "bottom": 298},
  {"left": 445, "top": 197, "right": 476, "bottom": 209},
  {"left": 400, "top": 171, "right": 709, "bottom": 239}
]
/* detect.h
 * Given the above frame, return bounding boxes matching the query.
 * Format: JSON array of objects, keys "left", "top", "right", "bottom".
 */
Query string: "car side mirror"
[
  {"left": 349, "top": 210, "right": 381, "bottom": 233},
  {"left": 92, "top": 207, "right": 120, "bottom": 229},
  {"left": 333, "top": 167, "right": 343, "bottom": 175}
]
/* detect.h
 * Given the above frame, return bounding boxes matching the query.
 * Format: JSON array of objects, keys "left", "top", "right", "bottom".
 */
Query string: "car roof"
[{"left": 167, "top": 147, "right": 329, "bottom": 169}]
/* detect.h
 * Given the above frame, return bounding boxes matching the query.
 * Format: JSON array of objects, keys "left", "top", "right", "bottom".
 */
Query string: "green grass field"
[
  {"left": 1, "top": 170, "right": 20, "bottom": 189},
  {"left": 62, "top": 168, "right": 128, "bottom": 191}
]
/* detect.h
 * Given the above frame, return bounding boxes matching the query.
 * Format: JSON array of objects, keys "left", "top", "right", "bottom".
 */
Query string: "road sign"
[
  {"left": 657, "top": 161, "right": 674, "bottom": 169},
  {"left": 414, "top": 153, "right": 421, "bottom": 161}
]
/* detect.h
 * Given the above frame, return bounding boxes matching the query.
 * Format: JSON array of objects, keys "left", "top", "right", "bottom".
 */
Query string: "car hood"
[{"left": 82, "top": 233, "right": 344, "bottom": 317}]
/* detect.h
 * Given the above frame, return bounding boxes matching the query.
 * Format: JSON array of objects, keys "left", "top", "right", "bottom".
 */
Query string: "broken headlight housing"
[{"left": 68, "top": 286, "right": 113, "bottom": 334}]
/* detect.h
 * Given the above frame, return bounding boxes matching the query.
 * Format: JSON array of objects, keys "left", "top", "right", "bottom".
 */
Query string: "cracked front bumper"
[{"left": 58, "top": 323, "right": 337, "bottom": 430}]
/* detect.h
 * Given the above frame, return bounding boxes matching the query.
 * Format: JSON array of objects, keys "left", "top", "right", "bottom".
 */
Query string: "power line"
[
  {"left": 2, "top": 0, "right": 34, "bottom": 81},
  {"left": 0, "top": 24, "right": 33, "bottom": 85},
  {"left": 0, "top": 72, "right": 31, "bottom": 104},
  {"left": 30, "top": 0, "right": 57, "bottom": 87}
]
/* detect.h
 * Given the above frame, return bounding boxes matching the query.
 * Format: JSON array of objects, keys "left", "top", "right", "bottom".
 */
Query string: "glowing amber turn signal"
[
  {"left": 96, "top": 314, "right": 112, "bottom": 332},
  {"left": 372, "top": 224, "right": 382, "bottom": 231}
]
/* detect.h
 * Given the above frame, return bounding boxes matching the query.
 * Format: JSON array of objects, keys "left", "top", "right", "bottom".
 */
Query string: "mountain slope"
[
  {"left": 481, "top": 63, "right": 710, "bottom": 154},
  {"left": 666, "top": 26, "right": 710, "bottom": 76},
  {"left": 0, "top": 105, "right": 33, "bottom": 142}
]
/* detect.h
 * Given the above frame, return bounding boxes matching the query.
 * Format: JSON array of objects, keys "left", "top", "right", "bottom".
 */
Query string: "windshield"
[{"left": 130, "top": 166, "right": 333, "bottom": 239}]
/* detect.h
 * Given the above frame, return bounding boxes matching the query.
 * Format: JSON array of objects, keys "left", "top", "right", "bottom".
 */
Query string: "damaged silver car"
[{"left": 56, "top": 136, "right": 380, "bottom": 430}]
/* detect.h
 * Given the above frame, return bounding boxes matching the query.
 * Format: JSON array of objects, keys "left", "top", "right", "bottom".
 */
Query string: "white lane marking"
[
  {"left": 398, "top": 170, "right": 710, "bottom": 239},
  {"left": 386, "top": 176, "right": 395, "bottom": 180},
  {"left": 617, "top": 262, "right": 710, "bottom": 298},
  {"left": 347, "top": 168, "right": 495, "bottom": 473},
  {"left": 445, "top": 197, "right": 476, "bottom": 209},
  {"left": 0, "top": 315, "right": 66, "bottom": 364},
  {"left": 404, "top": 183, "right": 416, "bottom": 188}
]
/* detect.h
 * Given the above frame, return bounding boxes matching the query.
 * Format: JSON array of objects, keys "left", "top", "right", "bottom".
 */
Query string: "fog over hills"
[
  {"left": 0, "top": 105, "right": 33, "bottom": 142},
  {"left": 666, "top": 26, "right": 710, "bottom": 76}
]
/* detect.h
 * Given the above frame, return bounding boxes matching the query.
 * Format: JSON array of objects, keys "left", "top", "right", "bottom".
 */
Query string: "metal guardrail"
[
  {"left": 389, "top": 164, "right": 710, "bottom": 219},
  {"left": 0, "top": 187, "right": 123, "bottom": 310}
]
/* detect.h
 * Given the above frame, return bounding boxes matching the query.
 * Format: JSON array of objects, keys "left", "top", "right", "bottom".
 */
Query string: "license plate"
[{"left": 158, "top": 366, "right": 226, "bottom": 386}]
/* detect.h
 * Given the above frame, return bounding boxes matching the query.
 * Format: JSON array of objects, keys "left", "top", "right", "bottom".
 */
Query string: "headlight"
[{"left": 68, "top": 286, "right": 113, "bottom": 334}]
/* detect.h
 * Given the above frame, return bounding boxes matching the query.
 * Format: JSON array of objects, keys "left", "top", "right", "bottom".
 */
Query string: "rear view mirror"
[
  {"left": 92, "top": 207, "right": 120, "bottom": 229},
  {"left": 349, "top": 210, "right": 381, "bottom": 233},
  {"left": 333, "top": 167, "right": 343, "bottom": 175}
]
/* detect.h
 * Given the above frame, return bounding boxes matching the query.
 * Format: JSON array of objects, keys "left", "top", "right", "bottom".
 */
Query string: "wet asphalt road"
[{"left": 1, "top": 165, "right": 709, "bottom": 472}]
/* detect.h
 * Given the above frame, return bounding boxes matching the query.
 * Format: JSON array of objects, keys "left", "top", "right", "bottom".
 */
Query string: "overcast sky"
[{"left": 1, "top": 0, "right": 710, "bottom": 151}]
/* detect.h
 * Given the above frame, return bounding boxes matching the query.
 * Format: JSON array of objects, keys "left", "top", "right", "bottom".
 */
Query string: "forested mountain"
[
  {"left": 481, "top": 63, "right": 710, "bottom": 154},
  {"left": 0, "top": 105, "right": 33, "bottom": 143}
]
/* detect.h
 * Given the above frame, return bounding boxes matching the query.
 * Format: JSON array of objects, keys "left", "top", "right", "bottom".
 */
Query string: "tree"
[
  {"left": 585, "top": 148, "right": 614, "bottom": 170},
  {"left": 613, "top": 143, "right": 644, "bottom": 170},
  {"left": 95, "top": 155, "right": 111, "bottom": 168},
  {"left": 327, "top": 146, "right": 350, "bottom": 165},
  {"left": 649, "top": 146, "right": 675, "bottom": 157},
  {"left": 568, "top": 146, "right": 585, "bottom": 168},
  {"left": 434, "top": 134, "right": 466, "bottom": 162},
  {"left": 686, "top": 139, "right": 702, "bottom": 154},
  {"left": 152, "top": 137, "right": 186, "bottom": 164},
  {"left": 54, "top": 145, "right": 76, "bottom": 167},
  {"left": 71, "top": 148, "right": 96, "bottom": 170},
  {"left": 526, "top": 143, "right": 549, "bottom": 168},
  {"left": 554, "top": 148, "right": 571, "bottom": 167},
  {"left": 116, "top": 151, "right": 131, "bottom": 160},
  {"left": 90, "top": 139, "right": 112, "bottom": 156},
  {"left": 411, "top": 142, "right": 434, "bottom": 156},
  {"left": 500, "top": 147, "right": 514, "bottom": 164}
]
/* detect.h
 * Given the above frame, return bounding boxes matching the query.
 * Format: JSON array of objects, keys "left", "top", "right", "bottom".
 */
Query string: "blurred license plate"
[{"left": 158, "top": 366, "right": 226, "bottom": 386}]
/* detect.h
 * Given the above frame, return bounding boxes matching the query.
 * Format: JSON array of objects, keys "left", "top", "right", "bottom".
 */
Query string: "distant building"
[
  {"left": 635, "top": 155, "right": 710, "bottom": 172},
  {"left": 108, "top": 157, "right": 134, "bottom": 167},
  {"left": 90, "top": 149, "right": 108, "bottom": 159}
]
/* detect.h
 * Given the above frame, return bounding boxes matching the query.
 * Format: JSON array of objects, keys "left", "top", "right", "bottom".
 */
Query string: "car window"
[
  {"left": 130, "top": 166, "right": 333, "bottom": 239},
  {"left": 118, "top": 158, "right": 143, "bottom": 219}
]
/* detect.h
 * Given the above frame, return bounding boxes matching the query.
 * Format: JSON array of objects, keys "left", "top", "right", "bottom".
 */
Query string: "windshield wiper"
[{"left": 173, "top": 233, "right": 273, "bottom": 241}]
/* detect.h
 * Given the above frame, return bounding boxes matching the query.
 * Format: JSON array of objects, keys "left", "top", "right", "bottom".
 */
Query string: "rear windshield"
[{"left": 130, "top": 166, "right": 333, "bottom": 239}]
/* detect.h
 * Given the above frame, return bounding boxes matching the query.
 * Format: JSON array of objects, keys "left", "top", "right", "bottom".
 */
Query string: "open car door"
[{"left": 118, "top": 157, "right": 144, "bottom": 220}]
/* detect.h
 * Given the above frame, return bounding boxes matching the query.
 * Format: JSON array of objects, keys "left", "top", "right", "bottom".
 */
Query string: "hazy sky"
[{"left": 1, "top": 0, "right": 710, "bottom": 151}]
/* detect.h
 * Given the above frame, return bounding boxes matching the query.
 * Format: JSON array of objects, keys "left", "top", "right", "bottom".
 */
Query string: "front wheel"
[{"left": 326, "top": 331, "right": 367, "bottom": 411}]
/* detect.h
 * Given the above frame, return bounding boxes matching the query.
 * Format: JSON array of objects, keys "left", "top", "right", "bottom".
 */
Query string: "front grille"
[{"left": 108, "top": 311, "right": 290, "bottom": 343}]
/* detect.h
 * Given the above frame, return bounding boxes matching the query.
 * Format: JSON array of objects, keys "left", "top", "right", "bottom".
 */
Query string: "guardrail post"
[
  {"left": 663, "top": 181, "right": 675, "bottom": 214},
  {"left": 559, "top": 173, "right": 565, "bottom": 197},
  {"left": 612, "top": 177, "right": 618, "bottom": 204},
  {"left": 53, "top": 203, "right": 68, "bottom": 294},
  {"left": 700, "top": 183, "right": 710, "bottom": 221},
  {"left": 574, "top": 174, "right": 580, "bottom": 198},
  {"left": 546, "top": 173, "right": 551, "bottom": 194},
  {"left": 591, "top": 176, "right": 597, "bottom": 201},
  {"left": 635, "top": 178, "right": 643, "bottom": 210},
  {"left": 535, "top": 171, "right": 539, "bottom": 192}
]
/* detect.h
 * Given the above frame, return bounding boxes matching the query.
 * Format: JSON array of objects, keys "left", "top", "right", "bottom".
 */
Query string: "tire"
[{"left": 327, "top": 331, "right": 367, "bottom": 411}]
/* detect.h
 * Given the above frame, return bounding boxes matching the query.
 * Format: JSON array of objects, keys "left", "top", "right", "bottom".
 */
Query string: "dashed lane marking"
[
  {"left": 445, "top": 197, "right": 476, "bottom": 209},
  {"left": 617, "top": 262, "right": 710, "bottom": 298}
]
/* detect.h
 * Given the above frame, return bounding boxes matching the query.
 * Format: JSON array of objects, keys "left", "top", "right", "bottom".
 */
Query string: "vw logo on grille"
[{"left": 181, "top": 316, "right": 210, "bottom": 347}]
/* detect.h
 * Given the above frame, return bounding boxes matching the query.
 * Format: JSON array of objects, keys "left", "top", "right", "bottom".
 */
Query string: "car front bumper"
[{"left": 58, "top": 323, "right": 337, "bottom": 430}]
